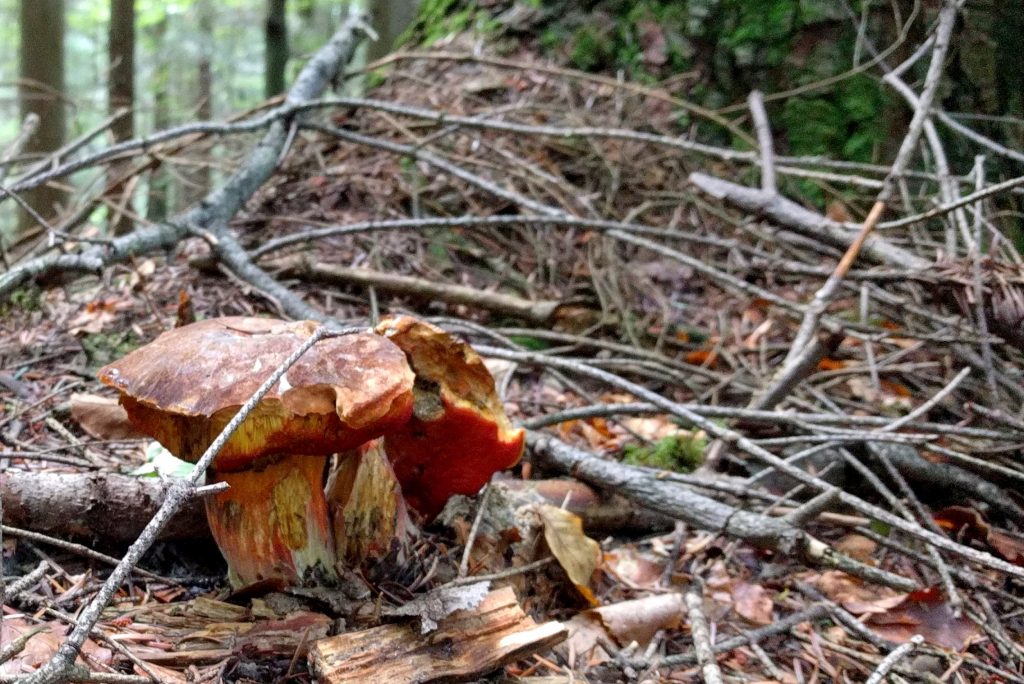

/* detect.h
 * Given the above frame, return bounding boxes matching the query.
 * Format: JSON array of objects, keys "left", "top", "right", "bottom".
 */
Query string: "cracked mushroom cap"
[
  {"left": 99, "top": 317, "right": 415, "bottom": 471},
  {"left": 376, "top": 316, "right": 525, "bottom": 517}
]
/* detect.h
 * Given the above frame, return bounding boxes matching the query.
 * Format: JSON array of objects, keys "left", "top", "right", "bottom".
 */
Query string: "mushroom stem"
[
  {"left": 206, "top": 455, "right": 337, "bottom": 588},
  {"left": 326, "top": 439, "right": 409, "bottom": 566}
]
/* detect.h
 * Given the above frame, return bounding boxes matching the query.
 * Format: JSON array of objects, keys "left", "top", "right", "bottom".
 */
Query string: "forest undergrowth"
[{"left": 3, "top": 6, "right": 1024, "bottom": 683}]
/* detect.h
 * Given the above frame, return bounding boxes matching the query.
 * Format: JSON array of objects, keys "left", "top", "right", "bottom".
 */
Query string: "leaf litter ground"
[{"left": 3, "top": 35, "right": 1024, "bottom": 684}]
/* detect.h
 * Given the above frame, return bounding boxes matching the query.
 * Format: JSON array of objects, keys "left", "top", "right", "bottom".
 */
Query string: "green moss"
[
  {"left": 6, "top": 285, "right": 42, "bottom": 312},
  {"left": 622, "top": 431, "right": 706, "bottom": 472},
  {"left": 80, "top": 331, "right": 141, "bottom": 368}
]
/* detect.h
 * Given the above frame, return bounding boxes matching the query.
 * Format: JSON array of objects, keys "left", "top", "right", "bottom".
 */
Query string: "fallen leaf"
[
  {"left": 603, "top": 547, "right": 665, "bottom": 589},
  {"left": 563, "top": 593, "right": 685, "bottom": 663},
  {"left": 684, "top": 349, "right": 719, "bottom": 367},
  {"left": 0, "top": 618, "right": 111, "bottom": 674},
  {"left": 866, "top": 590, "right": 980, "bottom": 651},
  {"left": 535, "top": 504, "right": 601, "bottom": 605},
  {"left": 593, "top": 593, "right": 685, "bottom": 645},
  {"left": 70, "top": 393, "right": 144, "bottom": 440},
  {"left": 732, "top": 581, "right": 773, "bottom": 625},
  {"left": 934, "top": 506, "right": 1024, "bottom": 565}
]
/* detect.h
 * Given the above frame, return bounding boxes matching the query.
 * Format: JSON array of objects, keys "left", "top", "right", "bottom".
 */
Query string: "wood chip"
[{"left": 308, "top": 587, "right": 566, "bottom": 683}]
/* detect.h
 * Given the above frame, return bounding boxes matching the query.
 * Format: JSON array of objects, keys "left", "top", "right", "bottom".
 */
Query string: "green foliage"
[
  {"left": 416, "top": 0, "right": 474, "bottom": 45},
  {"left": 781, "top": 75, "right": 885, "bottom": 163},
  {"left": 80, "top": 331, "right": 141, "bottom": 368},
  {"left": 6, "top": 285, "right": 42, "bottom": 312},
  {"left": 509, "top": 335, "right": 550, "bottom": 350},
  {"left": 622, "top": 431, "right": 706, "bottom": 472}
]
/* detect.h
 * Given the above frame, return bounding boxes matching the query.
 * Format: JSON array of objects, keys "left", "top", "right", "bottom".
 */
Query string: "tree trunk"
[
  {"left": 146, "top": 9, "right": 170, "bottom": 221},
  {"left": 18, "top": 0, "right": 65, "bottom": 234},
  {"left": 189, "top": 0, "right": 214, "bottom": 205},
  {"left": 368, "top": 0, "right": 420, "bottom": 63},
  {"left": 107, "top": 0, "right": 135, "bottom": 234},
  {"left": 265, "top": 0, "right": 288, "bottom": 98}
]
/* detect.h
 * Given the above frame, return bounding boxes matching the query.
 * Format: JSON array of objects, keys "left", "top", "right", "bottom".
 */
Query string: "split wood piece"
[
  {"left": 128, "top": 608, "right": 331, "bottom": 669},
  {"left": 270, "top": 255, "right": 562, "bottom": 324},
  {"left": 307, "top": 587, "right": 566, "bottom": 683},
  {"left": 0, "top": 470, "right": 209, "bottom": 543},
  {"left": 688, "top": 172, "right": 927, "bottom": 271}
]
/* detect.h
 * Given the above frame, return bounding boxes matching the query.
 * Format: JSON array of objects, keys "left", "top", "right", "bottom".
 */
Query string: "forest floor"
[{"left": 3, "top": 18, "right": 1024, "bottom": 684}]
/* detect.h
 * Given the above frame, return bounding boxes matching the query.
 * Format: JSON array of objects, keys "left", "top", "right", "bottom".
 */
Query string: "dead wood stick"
[
  {"left": 748, "top": 90, "right": 776, "bottom": 195},
  {"left": 782, "top": 0, "right": 959, "bottom": 363},
  {"left": 0, "top": 470, "right": 210, "bottom": 543},
  {"left": 688, "top": 172, "right": 926, "bottom": 270},
  {"left": 527, "top": 432, "right": 917, "bottom": 592},
  {"left": 271, "top": 255, "right": 562, "bottom": 323},
  {"left": 685, "top": 584, "right": 725, "bottom": 684}
]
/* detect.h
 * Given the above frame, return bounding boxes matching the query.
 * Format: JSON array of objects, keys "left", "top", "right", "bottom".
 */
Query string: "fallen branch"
[
  {"left": 270, "top": 255, "right": 562, "bottom": 323},
  {"left": 688, "top": 172, "right": 926, "bottom": 270},
  {"left": 527, "top": 432, "right": 917, "bottom": 591},
  {"left": 0, "top": 470, "right": 210, "bottom": 543},
  {"left": 482, "top": 346, "right": 1024, "bottom": 580}
]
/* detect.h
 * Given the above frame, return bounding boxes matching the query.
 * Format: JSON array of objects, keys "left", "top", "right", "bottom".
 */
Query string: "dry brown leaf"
[
  {"left": 731, "top": 581, "right": 773, "bottom": 625},
  {"left": 0, "top": 618, "right": 111, "bottom": 675},
  {"left": 602, "top": 547, "right": 665, "bottom": 590},
  {"left": 866, "top": 589, "right": 981, "bottom": 651},
  {"left": 562, "top": 594, "right": 685, "bottom": 664},
  {"left": 834, "top": 534, "right": 878, "bottom": 563},
  {"left": 805, "top": 569, "right": 902, "bottom": 614},
  {"left": 535, "top": 504, "right": 601, "bottom": 605},
  {"left": 70, "top": 393, "right": 145, "bottom": 440},
  {"left": 592, "top": 593, "right": 685, "bottom": 645},
  {"left": 934, "top": 506, "right": 1024, "bottom": 566}
]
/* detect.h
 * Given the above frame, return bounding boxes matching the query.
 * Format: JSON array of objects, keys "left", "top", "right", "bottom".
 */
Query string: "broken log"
[
  {"left": 307, "top": 587, "right": 566, "bottom": 683},
  {"left": 0, "top": 470, "right": 210, "bottom": 543}
]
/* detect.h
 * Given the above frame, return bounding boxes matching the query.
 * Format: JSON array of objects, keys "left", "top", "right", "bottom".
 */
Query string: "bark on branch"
[{"left": 527, "top": 431, "right": 917, "bottom": 591}]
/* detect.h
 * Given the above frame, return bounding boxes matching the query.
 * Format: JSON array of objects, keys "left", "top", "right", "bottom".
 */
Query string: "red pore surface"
[{"left": 376, "top": 316, "right": 525, "bottom": 517}]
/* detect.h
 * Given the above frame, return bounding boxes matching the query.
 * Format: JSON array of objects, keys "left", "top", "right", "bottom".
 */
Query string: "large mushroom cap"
[
  {"left": 99, "top": 317, "right": 415, "bottom": 471},
  {"left": 376, "top": 315, "right": 525, "bottom": 517}
]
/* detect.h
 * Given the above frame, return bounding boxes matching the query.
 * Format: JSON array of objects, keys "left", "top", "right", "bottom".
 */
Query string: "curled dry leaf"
[
  {"left": 534, "top": 504, "right": 601, "bottom": 605},
  {"left": 70, "top": 392, "right": 145, "bottom": 440},
  {"left": 865, "top": 588, "right": 981, "bottom": 652},
  {"left": 934, "top": 506, "right": 1024, "bottom": 565},
  {"left": 563, "top": 593, "right": 685, "bottom": 664},
  {"left": 731, "top": 581, "right": 774, "bottom": 625},
  {"left": 1, "top": 619, "right": 111, "bottom": 675}
]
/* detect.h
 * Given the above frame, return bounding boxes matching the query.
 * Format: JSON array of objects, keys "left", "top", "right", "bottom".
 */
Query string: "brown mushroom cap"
[{"left": 99, "top": 317, "right": 415, "bottom": 471}]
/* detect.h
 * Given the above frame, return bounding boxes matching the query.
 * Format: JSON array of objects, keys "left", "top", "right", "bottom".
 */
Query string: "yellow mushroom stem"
[{"left": 205, "top": 455, "right": 338, "bottom": 588}]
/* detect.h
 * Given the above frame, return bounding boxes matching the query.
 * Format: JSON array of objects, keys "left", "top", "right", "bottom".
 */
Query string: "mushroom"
[
  {"left": 375, "top": 316, "right": 526, "bottom": 518},
  {"left": 99, "top": 317, "right": 414, "bottom": 587}
]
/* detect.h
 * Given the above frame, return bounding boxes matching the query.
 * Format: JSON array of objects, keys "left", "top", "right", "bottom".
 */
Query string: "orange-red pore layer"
[{"left": 385, "top": 395, "right": 526, "bottom": 518}]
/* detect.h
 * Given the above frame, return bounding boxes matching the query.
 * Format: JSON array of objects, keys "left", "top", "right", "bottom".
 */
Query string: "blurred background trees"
[{"left": 1, "top": 0, "right": 1020, "bottom": 244}]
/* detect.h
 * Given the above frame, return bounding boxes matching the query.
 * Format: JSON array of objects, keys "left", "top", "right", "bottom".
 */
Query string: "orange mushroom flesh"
[
  {"left": 375, "top": 316, "right": 526, "bottom": 518},
  {"left": 99, "top": 317, "right": 414, "bottom": 587}
]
